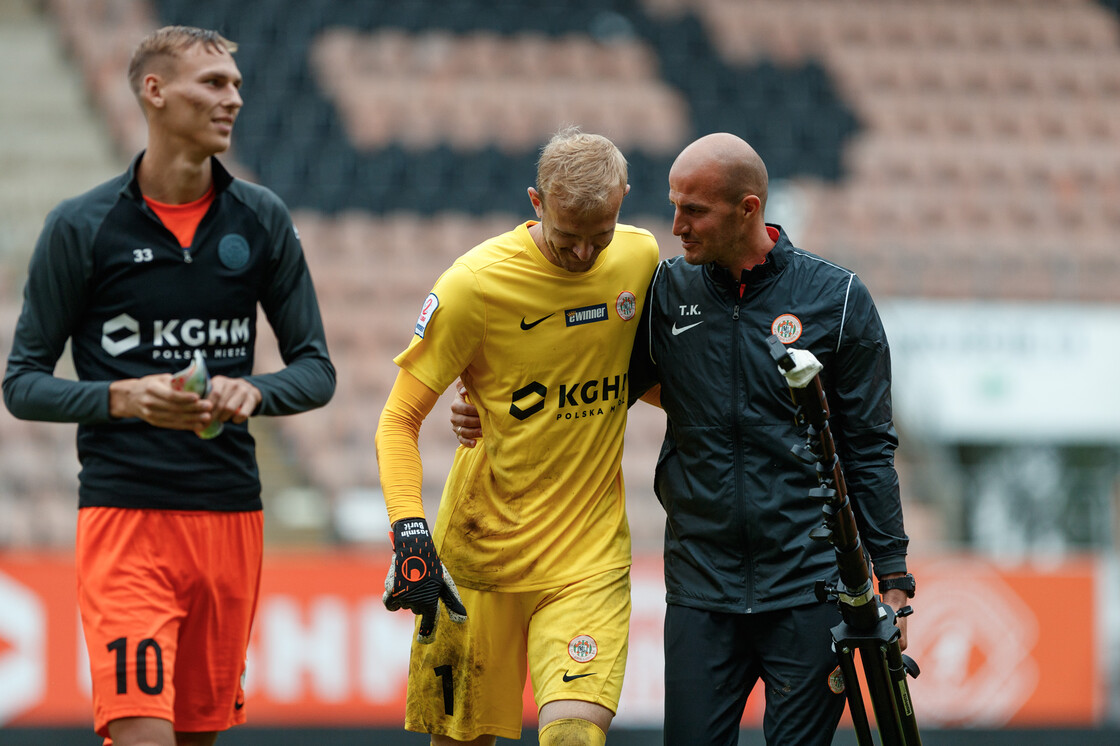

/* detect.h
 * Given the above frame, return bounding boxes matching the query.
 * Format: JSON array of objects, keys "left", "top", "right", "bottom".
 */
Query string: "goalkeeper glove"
[{"left": 383, "top": 517, "right": 467, "bottom": 643}]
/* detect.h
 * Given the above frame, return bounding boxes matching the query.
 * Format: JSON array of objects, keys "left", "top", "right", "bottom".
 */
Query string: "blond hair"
[
  {"left": 128, "top": 26, "right": 238, "bottom": 98},
  {"left": 536, "top": 127, "right": 628, "bottom": 214}
]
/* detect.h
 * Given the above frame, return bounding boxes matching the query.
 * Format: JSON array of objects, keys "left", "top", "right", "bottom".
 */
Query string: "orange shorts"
[{"left": 76, "top": 507, "right": 263, "bottom": 739}]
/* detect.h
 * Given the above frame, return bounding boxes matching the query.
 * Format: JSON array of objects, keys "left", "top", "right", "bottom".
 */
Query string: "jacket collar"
[
  {"left": 705, "top": 223, "right": 792, "bottom": 291},
  {"left": 120, "top": 150, "right": 235, "bottom": 202}
]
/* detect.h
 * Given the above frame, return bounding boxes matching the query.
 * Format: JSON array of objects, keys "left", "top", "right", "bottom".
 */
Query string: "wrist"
[
  {"left": 107, "top": 379, "right": 133, "bottom": 419},
  {"left": 392, "top": 517, "right": 430, "bottom": 536}
]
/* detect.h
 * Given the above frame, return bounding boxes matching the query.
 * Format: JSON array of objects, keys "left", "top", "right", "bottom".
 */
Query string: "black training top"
[
  {"left": 3, "top": 153, "right": 335, "bottom": 511},
  {"left": 629, "top": 225, "right": 907, "bottom": 614}
]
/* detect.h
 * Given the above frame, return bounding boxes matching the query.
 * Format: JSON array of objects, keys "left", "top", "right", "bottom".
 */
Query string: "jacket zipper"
[
  {"left": 732, "top": 277, "right": 752, "bottom": 612},
  {"left": 139, "top": 201, "right": 193, "bottom": 263}
]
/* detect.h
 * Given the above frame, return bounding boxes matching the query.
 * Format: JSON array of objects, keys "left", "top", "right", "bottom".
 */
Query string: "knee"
[{"left": 537, "top": 717, "right": 606, "bottom": 746}]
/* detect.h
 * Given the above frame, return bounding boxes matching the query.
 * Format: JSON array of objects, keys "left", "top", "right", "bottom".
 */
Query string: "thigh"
[
  {"left": 78, "top": 508, "right": 185, "bottom": 738},
  {"left": 405, "top": 585, "right": 527, "bottom": 742},
  {"left": 755, "top": 603, "right": 846, "bottom": 746},
  {"left": 171, "top": 510, "right": 262, "bottom": 733},
  {"left": 663, "top": 605, "right": 757, "bottom": 746},
  {"left": 76, "top": 508, "right": 262, "bottom": 739},
  {"left": 527, "top": 566, "right": 630, "bottom": 719}
]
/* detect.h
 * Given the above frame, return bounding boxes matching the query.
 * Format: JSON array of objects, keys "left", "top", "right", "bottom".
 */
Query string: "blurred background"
[{"left": 1, "top": 0, "right": 1118, "bottom": 742}]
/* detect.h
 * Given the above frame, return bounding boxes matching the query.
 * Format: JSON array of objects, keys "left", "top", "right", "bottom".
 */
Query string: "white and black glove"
[{"left": 382, "top": 518, "right": 467, "bottom": 643}]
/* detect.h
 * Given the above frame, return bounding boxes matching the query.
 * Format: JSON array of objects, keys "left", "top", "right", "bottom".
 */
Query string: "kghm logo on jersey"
[
  {"left": 508, "top": 375, "right": 627, "bottom": 421},
  {"left": 615, "top": 291, "right": 637, "bottom": 321},
  {"left": 101, "top": 313, "right": 252, "bottom": 360},
  {"left": 771, "top": 313, "right": 803, "bottom": 344},
  {"left": 565, "top": 303, "right": 608, "bottom": 327},
  {"left": 509, "top": 381, "right": 547, "bottom": 421},
  {"left": 568, "top": 635, "right": 598, "bottom": 663}
]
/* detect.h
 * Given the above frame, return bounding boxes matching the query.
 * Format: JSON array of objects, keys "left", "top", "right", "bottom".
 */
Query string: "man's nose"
[{"left": 672, "top": 210, "right": 686, "bottom": 235}]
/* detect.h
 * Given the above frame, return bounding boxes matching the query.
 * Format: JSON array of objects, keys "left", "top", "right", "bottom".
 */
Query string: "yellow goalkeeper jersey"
[{"left": 394, "top": 221, "right": 658, "bottom": 591}]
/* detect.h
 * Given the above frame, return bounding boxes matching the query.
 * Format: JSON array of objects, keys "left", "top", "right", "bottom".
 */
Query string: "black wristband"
[{"left": 877, "top": 573, "right": 916, "bottom": 599}]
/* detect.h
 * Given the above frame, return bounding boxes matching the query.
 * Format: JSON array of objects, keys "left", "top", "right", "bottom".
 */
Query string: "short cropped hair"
[
  {"left": 536, "top": 127, "right": 628, "bottom": 214},
  {"left": 128, "top": 26, "right": 238, "bottom": 98}
]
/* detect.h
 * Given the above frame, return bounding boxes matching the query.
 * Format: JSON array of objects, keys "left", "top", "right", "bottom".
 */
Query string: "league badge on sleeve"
[{"left": 414, "top": 293, "right": 439, "bottom": 338}]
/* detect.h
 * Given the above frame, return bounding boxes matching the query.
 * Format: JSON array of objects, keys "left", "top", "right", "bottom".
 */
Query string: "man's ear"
[
  {"left": 142, "top": 72, "right": 165, "bottom": 109},
  {"left": 742, "top": 193, "right": 762, "bottom": 218},
  {"left": 527, "top": 187, "right": 543, "bottom": 217}
]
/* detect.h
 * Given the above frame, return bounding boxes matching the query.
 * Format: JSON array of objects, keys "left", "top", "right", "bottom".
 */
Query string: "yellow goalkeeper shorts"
[{"left": 404, "top": 565, "right": 631, "bottom": 741}]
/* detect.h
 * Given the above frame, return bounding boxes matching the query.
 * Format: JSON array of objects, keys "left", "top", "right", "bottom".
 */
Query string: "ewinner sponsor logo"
[{"left": 565, "top": 304, "right": 608, "bottom": 327}]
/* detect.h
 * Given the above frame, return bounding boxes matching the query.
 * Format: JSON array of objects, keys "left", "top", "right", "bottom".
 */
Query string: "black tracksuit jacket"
[
  {"left": 629, "top": 225, "right": 908, "bottom": 614},
  {"left": 3, "top": 154, "right": 335, "bottom": 511}
]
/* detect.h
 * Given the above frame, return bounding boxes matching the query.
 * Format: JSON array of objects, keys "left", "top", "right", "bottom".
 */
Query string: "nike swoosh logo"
[
  {"left": 671, "top": 321, "right": 703, "bottom": 335},
  {"left": 520, "top": 313, "right": 554, "bottom": 330},
  {"left": 562, "top": 672, "right": 596, "bottom": 682}
]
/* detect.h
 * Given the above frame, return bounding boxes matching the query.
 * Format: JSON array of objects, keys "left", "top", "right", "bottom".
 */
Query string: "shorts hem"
[
  {"left": 405, "top": 720, "right": 522, "bottom": 741},
  {"left": 95, "top": 712, "right": 240, "bottom": 737},
  {"left": 535, "top": 691, "right": 619, "bottom": 716},
  {"left": 174, "top": 717, "right": 242, "bottom": 733}
]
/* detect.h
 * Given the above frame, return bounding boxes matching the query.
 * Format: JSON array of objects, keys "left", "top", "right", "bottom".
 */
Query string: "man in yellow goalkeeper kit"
[{"left": 375, "top": 128, "right": 659, "bottom": 746}]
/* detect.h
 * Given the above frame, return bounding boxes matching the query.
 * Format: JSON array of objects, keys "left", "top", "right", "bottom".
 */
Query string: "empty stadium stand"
[{"left": 3, "top": 0, "right": 1119, "bottom": 550}]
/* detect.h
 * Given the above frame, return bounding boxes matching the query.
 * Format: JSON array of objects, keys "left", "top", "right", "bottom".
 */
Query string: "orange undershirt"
[{"left": 144, "top": 184, "right": 215, "bottom": 248}]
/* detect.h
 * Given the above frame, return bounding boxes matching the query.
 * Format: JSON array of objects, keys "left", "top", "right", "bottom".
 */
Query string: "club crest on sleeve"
[
  {"left": 771, "top": 313, "right": 802, "bottom": 344},
  {"left": 414, "top": 293, "right": 439, "bottom": 338},
  {"left": 568, "top": 634, "right": 598, "bottom": 663},
  {"left": 615, "top": 290, "right": 637, "bottom": 320}
]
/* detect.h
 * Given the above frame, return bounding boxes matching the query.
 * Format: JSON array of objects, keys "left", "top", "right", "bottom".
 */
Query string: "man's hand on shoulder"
[{"left": 450, "top": 380, "right": 482, "bottom": 448}]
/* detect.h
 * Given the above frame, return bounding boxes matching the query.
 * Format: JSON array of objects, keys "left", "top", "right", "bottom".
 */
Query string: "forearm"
[
  {"left": 375, "top": 369, "right": 440, "bottom": 524},
  {"left": 3, "top": 368, "right": 111, "bottom": 424},
  {"left": 246, "top": 354, "right": 335, "bottom": 416}
]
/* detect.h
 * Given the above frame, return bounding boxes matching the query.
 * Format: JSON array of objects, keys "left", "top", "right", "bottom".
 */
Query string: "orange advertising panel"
[{"left": 0, "top": 552, "right": 1102, "bottom": 730}]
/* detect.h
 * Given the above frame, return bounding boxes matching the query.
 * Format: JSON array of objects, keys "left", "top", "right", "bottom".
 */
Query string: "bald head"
[
  {"left": 668, "top": 133, "right": 776, "bottom": 270},
  {"left": 673, "top": 133, "right": 768, "bottom": 210}
]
